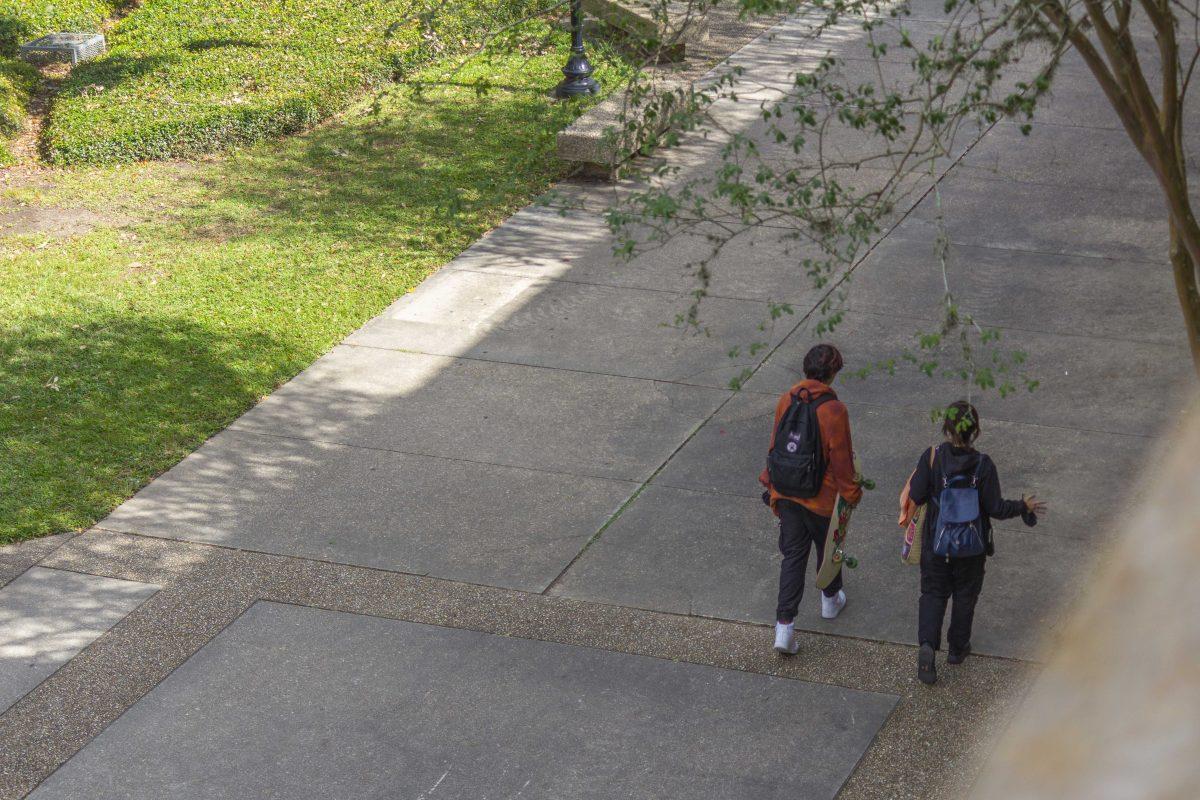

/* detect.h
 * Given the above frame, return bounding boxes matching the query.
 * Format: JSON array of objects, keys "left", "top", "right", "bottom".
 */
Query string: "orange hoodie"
[{"left": 759, "top": 380, "right": 862, "bottom": 517}]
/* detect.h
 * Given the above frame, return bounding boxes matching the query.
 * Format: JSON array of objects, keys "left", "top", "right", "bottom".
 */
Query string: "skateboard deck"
[
  {"left": 815, "top": 457, "right": 871, "bottom": 590},
  {"left": 815, "top": 493, "right": 857, "bottom": 590}
]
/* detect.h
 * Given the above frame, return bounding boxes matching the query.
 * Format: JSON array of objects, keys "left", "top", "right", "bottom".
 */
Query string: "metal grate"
[{"left": 18, "top": 32, "right": 107, "bottom": 65}]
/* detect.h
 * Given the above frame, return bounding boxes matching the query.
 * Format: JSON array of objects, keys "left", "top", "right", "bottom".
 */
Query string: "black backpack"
[{"left": 767, "top": 390, "right": 833, "bottom": 498}]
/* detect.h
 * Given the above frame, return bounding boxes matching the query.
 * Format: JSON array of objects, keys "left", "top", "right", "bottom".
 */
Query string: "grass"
[
  {"left": 0, "top": 56, "right": 36, "bottom": 164},
  {"left": 44, "top": 0, "right": 522, "bottom": 164},
  {"left": 0, "top": 27, "right": 631, "bottom": 542}
]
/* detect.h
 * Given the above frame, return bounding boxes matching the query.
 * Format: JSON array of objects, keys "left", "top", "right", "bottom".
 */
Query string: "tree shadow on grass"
[
  {"left": 0, "top": 14, "right": 32, "bottom": 58},
  {"left": 59, "top": 51, "right": 178, "bottom": 95},
  {"left": 200, "top": 80, "right": 578, "bottom": 252},
  {"left": 184, "top": 39, "right": 263, "bottom": 53},
  {"left": 0, "top": 308, "right": 285, "bottom": 542}
]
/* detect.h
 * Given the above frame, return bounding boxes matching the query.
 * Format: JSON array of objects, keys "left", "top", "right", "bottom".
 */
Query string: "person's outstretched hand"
[{"left": 1024, "top": 495, "right": 1048, "bottom": 515}]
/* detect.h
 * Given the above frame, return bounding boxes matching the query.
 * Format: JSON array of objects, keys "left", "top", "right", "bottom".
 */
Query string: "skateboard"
[
  {"left": 815, "top": 460, "right": 873, "bottom": 590},
  {"left": 815, "top": 493, "right": 857, "bottom": 589}
]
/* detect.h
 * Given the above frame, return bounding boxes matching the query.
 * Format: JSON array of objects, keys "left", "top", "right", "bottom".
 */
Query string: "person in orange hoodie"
[{"left": 759, "top": 343, "right": 862, "bottom": 655}]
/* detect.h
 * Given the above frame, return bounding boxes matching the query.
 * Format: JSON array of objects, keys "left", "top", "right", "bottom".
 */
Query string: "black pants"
[
  {"left": 775, "top": 500, "right": 841, "bottom": 623},
  {"left": 918, "top": 545, "right": 986, "bottom": 653}
]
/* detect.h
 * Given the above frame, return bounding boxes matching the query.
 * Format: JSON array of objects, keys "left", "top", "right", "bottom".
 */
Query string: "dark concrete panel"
[{"left": 28, "top": 602, "right": 898, "bottom": 800}]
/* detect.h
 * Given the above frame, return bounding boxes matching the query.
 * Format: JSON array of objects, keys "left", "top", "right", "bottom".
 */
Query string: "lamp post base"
[
  {"left": 554, "top": 76, "right": 601, "bottom": 98},
  {"left": 554, "top": 52, "right": 600, "bottom": 99}
]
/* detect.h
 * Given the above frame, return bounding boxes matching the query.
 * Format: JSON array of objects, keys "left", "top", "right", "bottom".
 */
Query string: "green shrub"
[
  {"left": 0, "top": 0, "right": 123, "bottom": 163},
  {"left": 0, "top": 0, "right": 122, "bottom": 56},
  {"left": 44, "top": 0, "right": 528, "bottom": 164},
  {"left": 0, "top": 55, "right": 37, "bottom": 164}
]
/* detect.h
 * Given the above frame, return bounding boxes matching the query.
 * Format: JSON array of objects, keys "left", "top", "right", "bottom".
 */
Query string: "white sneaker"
[
  {"left": 773, "top": 621, "right": 799, "bottom": 655},
  {"left": 821, "top": 590, "right": 847, "bottom": 620}
]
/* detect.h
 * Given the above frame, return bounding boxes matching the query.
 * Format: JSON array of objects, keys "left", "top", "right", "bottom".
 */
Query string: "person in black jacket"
[{"left": 908, "top": 400, "right": 1047, "bottom": 685}]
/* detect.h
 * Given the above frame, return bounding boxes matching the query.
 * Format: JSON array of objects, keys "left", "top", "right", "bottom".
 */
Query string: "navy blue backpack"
[{"left": 931, "top": 450, "right": 987, "bottom": 558}]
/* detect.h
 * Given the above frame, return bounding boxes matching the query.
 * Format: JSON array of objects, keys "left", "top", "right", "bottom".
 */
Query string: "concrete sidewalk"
[{"left": 2, "top": 9, "right": 1195, "bottom": 800}]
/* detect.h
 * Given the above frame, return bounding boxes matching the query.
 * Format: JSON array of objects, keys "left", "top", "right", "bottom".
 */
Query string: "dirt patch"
[
  {"left": 186, "top": 219, "right": 258, "bottom": 243},
  {"left": 0, "top": 203, "right": 129, "bottom": 239}
]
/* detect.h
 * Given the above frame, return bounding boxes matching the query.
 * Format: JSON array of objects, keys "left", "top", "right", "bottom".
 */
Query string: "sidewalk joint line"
[
  {"left": 222, "top": 427, "right": 644, "bottom": 486},
  {"left": 341, "top": 342, "right": 745, "bottom": 393}
]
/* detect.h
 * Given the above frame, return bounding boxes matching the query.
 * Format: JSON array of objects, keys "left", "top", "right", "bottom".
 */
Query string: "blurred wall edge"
[{"left": 972, "top": 402, "right": 1200, "bottom": 800}]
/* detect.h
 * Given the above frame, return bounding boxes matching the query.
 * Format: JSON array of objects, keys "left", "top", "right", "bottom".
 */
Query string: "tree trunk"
[{"left": 1168, "top": 218, "right": 1200, "bottom": 375}]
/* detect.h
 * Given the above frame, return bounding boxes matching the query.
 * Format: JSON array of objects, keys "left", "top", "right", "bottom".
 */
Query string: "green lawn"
[
  {"left": 45, "top": 0, "right": 514, "bottom": 164},
  {"left": 1, "top": 32, "right": 631, "bottom": 542}
]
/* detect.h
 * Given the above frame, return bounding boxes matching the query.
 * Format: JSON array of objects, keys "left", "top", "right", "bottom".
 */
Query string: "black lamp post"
[{"left": 555, "top": 0, "right": 600, "bottom": 98}]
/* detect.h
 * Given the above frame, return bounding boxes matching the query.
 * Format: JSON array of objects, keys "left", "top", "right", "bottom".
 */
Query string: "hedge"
[
  {"left": 0, "top": 56, "right": 37, "bottom": 164},
  {"left": 44, "top": 0, "right": 526, "bottom": 164},
  {"left": 0, "top": 0, "right": 125, "bottom": 163},
  {"left": 0, "top": 0, "right": 123, "bottom": 57}
]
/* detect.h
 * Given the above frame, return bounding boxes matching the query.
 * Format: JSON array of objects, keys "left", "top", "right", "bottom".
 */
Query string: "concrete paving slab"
[
  {"left": 345, "top": 268, "right": 791, "bottom": 388},
  {"left": 698, "top": 154, "right": 940, "bottom": 218},
  {"left": 843, "top": 227, "right": 1185, "bottom": 344},
  {"left": 790, "top": 51, "right": 1038, "bottom": 105},
  {"left": 748, "top": 110, "right": 971, "bottom": 177},
  {"left": 448, "top": 204, "right": 836, "bottom": 304},
  {"left": 958, "top": 121, "right": 1194, "bottom": 195},
  {"left": 0, "top": 568, "right": 158, "bottom": 713},
  {"left": 549, "top": 484, "right": 1090, "bottom": 660},
  {"left": 230, "top": 345, "right": 729, "bottom": 482},
  {"left": 27, "top": 602, "right": 898, "bottom": 800},
  {"left": 652, "top": 391, "right": 1157, "bottom": 541},
  {"left": 100, "top": 430, "right": 634, "bottom": 592},
  {"left": 743, "top": 309, "right": 1195, "bottom": 436},
  {"left": 906, "top": 174, "right": 1170, "bottom": 263},
  {"left": 445, "top": 202, "right": 614, "bottom": 281},
  {"left": 1030, "top": 66, "right": 1200, "bottom": 131}
]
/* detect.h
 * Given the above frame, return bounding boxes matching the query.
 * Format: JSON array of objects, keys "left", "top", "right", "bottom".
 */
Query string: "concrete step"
[{"left": 583, "top": 0, "right": 711, "bottom": 60}]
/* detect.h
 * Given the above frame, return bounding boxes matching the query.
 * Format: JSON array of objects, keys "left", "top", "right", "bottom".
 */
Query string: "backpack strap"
[
  {"left": 788, "top": 388, "right": 837, "bottom": 419},
  {"left": 796, "top": 388, "right": 836, "bottom": 410},
  {"left": 970, "top": 454, "right": 986, "bottom": 487}
]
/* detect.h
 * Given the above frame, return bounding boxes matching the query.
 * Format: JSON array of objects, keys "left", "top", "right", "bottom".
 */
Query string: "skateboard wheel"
[{"left": 844, "top": 556, "right": 859, "bottom": 569}]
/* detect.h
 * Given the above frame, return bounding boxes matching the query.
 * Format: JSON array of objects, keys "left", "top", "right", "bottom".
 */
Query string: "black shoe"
[
  {"left": 947, "top": 644, "right": 971, "bottom": 665},
  {"left": 917, "top": 643, "right": 937, "bottom": 685}
]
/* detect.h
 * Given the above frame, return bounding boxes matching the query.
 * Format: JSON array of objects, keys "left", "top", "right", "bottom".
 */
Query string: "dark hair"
[
  {"left": 803, "top": 344, "right": 844, "bottom": 382},
  {"left": 943, "top": 400, "right": 980, "bottom": 448}
]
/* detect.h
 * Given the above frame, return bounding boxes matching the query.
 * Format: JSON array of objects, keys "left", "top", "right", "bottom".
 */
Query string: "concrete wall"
[{"left": 973, "top": 399, "right": 1200, "bottom": 799}]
